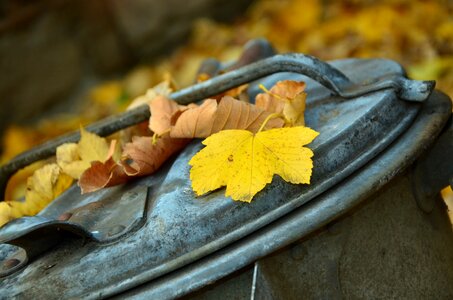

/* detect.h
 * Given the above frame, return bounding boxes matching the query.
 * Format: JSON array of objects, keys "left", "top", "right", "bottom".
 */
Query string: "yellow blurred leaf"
[
  {"left": 4, "top": 162, "right": 44, "bottom": 202},
  {"left": 127, "top": 79, "right": 173, "bottom": 110},
  {"left": 25, "top": 163, "right": 73, "bottom": 211},
  {"left": 90, "top": 81, "right": 124, "bottom": 106},
  {"left": 123, "top": 66, "right": 156, "bottom": 98},
  {"left": 0, "top": 201, "right": 25, "bottom": 227},
  {"left": 77, "top": 127, "right": 110, "bottom": 163},
  {"left": 56, "top": 143, "right": 89, "bottom": 180},
  {"left": 189, "top": 126, "right": 319, "bottom": 202},
  {"left": 0, "top": 126, "right": 39, "bottom": 163},
  {"left": 441, "top": 186, "right": 453, "bottom": 226},
  {"left": 277, "top": 0, "right": 321, "bottom": 32},
  {"left": 408, "top": 57, "right": 453, "bottom": 81},
  {"left": 57, "top": 127, "right": 110, "bottom": 179},
  {"left": 0, "top": 164, "right": 73, "bottom": 227}
]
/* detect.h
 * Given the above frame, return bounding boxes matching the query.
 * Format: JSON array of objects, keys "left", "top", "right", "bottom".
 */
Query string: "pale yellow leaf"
[
  {"left": 78, "top": 127, "right": 110, "bottom": 163},
  {"left": 25, "top": 164, "right": 73, "bottom": 209},
  {"left": 56, "top": 127, "right": 110, "bottom": 179},
  {"left": 127, "top": 80, "right": 173, "bottom": 110},
  {"left": 57, "top": 143, "right": 90, "bottom": 179},
  {"left": 0, "top": 202, "right": 19, "bottom": 227},
  {"left": 1, "top": 164, "right": 73, "bottom": 227},
  {"left": 283, "top": 91, "right": 307, "bottom": 126}
]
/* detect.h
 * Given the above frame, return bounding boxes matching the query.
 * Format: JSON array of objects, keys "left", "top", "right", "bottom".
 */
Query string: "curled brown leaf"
[
  {"left": 170, "top": 96, "right": 284, "bottom": 138},
  {"left": 149, "top": 95, "right": 188, "bottom": 135},
  {"left": 78, "top": 158, "right": 129, "bottom": 194},
  {"left": 121, "top": 135, "right": 191, "bottom": 176},
  {"left": 78, "top": 135, "right": 190, "bottom": 193}
]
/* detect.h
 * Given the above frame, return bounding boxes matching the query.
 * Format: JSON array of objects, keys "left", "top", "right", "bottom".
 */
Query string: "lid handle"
[{"left": 0, "top": 54, "right": 435, "bottom": 199}]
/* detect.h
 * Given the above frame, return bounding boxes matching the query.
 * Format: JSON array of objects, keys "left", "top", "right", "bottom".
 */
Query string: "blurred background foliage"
[{"left": 1, "top": 0, "right": 452, "bottom": 217}]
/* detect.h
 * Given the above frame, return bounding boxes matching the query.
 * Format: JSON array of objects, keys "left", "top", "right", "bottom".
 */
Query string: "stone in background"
[{"left": 0, "top": 0, "right": 253, "bottom": 136}]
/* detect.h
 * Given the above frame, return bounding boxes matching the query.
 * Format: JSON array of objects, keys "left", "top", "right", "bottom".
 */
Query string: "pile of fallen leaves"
[
  {"left": 1, "top": 0, "right": 453, "bottom": 225},
  {"left": 0, "top": 79, "right": 318, "bottom": 226}
]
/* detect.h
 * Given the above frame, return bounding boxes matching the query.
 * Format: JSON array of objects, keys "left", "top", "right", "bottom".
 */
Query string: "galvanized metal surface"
[
  {"left": 118, "top": 91, "right": 452, "bottom": 300},
  {"left": 0, "top": 178, "right": 154, "bottom": 278},
  {"left": 0, "top": 53, "right": 434, "bottom": 198},
  {"left": 0, "top": 57, "right": 431, "bottom": 298},
  {"left": 0, "top": 184, "right": 150, "bottom": 242}
]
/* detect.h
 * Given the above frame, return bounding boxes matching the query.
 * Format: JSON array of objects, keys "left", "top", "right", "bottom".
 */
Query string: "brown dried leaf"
[
  {"left": 283, "top": 92, "right": 307, "bottom": 126},
  {"left": 121, "top": 135, "right": 191, "bottom": 176},
  {"left": 256, "top": 80, "right": 305, "bottom": 112},
  {"left": 78, "top": 158, "right": 129, "bottom": 194},
  {"left": 149, "top": 95, "right": 188, "bottom": 135},
  {"left": 170, "top": 96, "right": 284, "bottom": 138},
  {"left": 256, "top": 80, "right": 307, "bottom": 126},
  {"left": 78, "top": 135, "right": 190, "bottom": 193},
  {"left": 169, "top": 99, "right": 218, "bottom": 138}
]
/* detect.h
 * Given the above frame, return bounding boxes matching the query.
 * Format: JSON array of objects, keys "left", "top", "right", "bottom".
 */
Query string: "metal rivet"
[
  {"left": 108, "top": 225, "right": 126, "bottom": 237},
  {"left": 3, "top": 258, "right": 20, "bottom": 269},
  {"left": 58, "top": 212, "right": 73, "bottom": 221}
]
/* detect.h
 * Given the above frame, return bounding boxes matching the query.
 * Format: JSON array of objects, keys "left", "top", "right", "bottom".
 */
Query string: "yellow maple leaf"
[
  {"left": 57, "top": 127, "right": 110, "bottom": 179},
  {"left": 189, "top": 126, "right": 319, "bottom": 202}
]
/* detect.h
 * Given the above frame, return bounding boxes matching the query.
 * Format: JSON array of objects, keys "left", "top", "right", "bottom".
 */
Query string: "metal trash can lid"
[{"left": 0, "top": 52, "right": 447, "bottom": 299}]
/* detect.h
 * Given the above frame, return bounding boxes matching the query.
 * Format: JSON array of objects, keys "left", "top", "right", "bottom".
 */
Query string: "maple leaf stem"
[
  {"left": 258, "top": 84, "right": 287, "bottom": 102},
  {"left": 258, "top": 113, "right": 284, "bottom": 133},
  {"left": 152, "top": 129, "right": 171, "bottom": 145},
  {"left": 152, "top": 133, "right": 159, "bottom": 145}
]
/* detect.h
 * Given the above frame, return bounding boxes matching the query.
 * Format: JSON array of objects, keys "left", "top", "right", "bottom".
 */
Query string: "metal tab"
[{"left": 0, "top": 179, "right": 153, "bottom": 278}]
